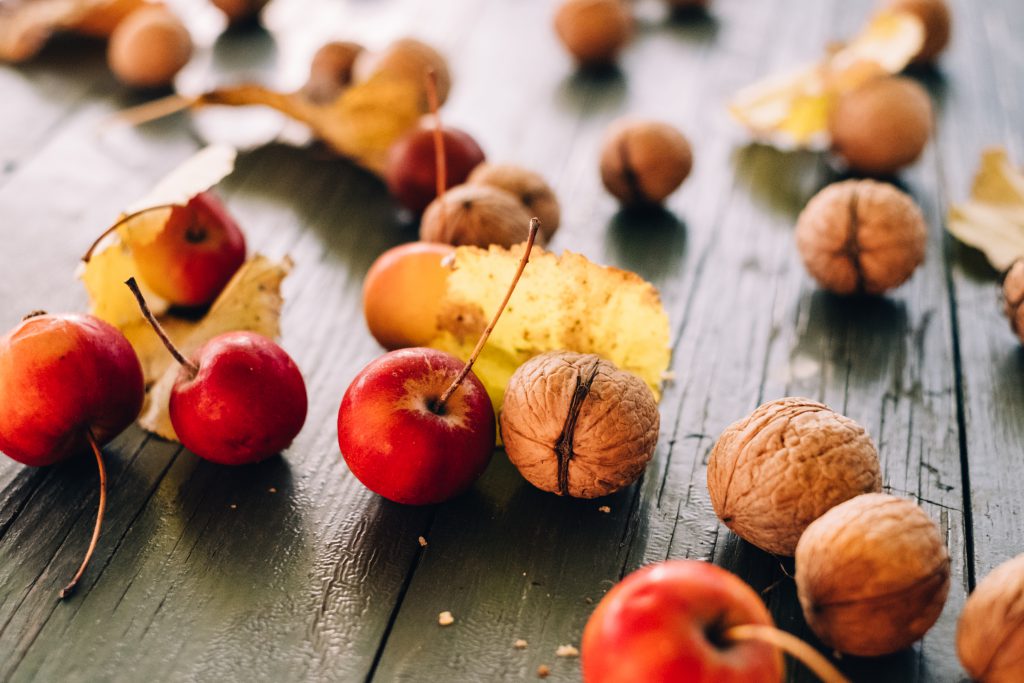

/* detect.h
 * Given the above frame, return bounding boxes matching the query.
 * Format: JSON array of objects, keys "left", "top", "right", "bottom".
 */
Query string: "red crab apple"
[
  {"left": 385, "top": 126, "right": 485, "bottom": 213},
  {"left": 582, "top": 560, "right": 849, "bottom": 683},
  {"left": 131, "top": 192, "right": 246, "bottom": 307},
  {"left": 0, "top": 312, "right": 144, "bottom": 598},
  {"left": 126, "top": 279, "right": 307, "bottom": 465},
  {"left": 338, "top": 219, "right": 540, "bottom": 505}
]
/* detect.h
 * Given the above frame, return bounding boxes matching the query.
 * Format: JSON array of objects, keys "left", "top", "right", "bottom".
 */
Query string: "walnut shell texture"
[
  {"left": 829, "top": 76, "right": 933, "bottom": 175},
  {"left": 501, "top": 351, "right": 659, "bottom": 498},
  {"left": 795, "top": 493, "right": 951, "bottom": 656},
  {"left": 419, "top": 184, "right": 534, "bottom": 248},
  {"left": 887, "top": 0, "right": 951, "bottom": 63},
  {"left": 1003, "top": 259, "right": 1024, "bottom": 344},
  {"left": 707, "top": 397, "right": 882, "bottom": 556},
  {"left": 554, "top": 0, "right": 633, "bottom": 67},
  {"left": 957, "top": 553, "right": 1024, "bottom": 682},
  {"left": 467, "top": 163, "right": 561, "bottom": 240},
  {"left": 796, "top": 179, "right": 927, "bottom": 296},
  {"left": 600, "top": 119, "right": 693, "bottom": 206}
]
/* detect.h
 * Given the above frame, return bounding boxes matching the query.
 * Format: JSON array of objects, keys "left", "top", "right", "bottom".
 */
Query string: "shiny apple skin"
[
  {"left": 363, "top": 241, "right": 454, "bottom": 350},
  {"left": 133, "top": 192, "right": 246, "bottom": 307},
  {"left": 170, "top": 332, "right": 307, "bottom": 465},
  {"left": 582, "top": 560, "right": 784, "bottom": 683},
  {"left": 337, "top": 348, "right": 495, "bottom": 505},
  {"left": 0, "top": 313, "right": 144, "bottom": 467},
  {"left": 385, "top": 127, "right": 486, "bottom": 213}
]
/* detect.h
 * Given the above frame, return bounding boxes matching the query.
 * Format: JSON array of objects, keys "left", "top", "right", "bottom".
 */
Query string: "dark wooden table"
[{"left": 1, "top": 0, "right": 1021, "bottom": 680}]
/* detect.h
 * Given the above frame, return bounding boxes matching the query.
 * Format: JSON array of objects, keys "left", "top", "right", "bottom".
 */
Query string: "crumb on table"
[
  {"left": 438, "top": 611, "right": 454, "bottom": 626},
  {"left": 556, "top": 644, "right": 579, "bottom": 658},
  {"left": 537, "top": 664, "right": 551, "bottom": 678},
  {"left": 418, "top": 536, "right": 428, "bottom": 547},
  {"left": 598, "top": 505, "right": 611, "bottom": 513},
  {"left": 514, "top": 638, "right": 528, "bottom": 649}
]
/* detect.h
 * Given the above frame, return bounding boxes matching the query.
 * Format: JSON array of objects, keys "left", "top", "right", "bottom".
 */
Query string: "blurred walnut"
[
  {"left": 795, "top": 493, "right": 951, "bottom": 656},
  {"left": 107, "top": 6, "right": 192, "bottom": 89},
  {"left": 420, "top": 184, "right": 533, "bottom": 248},
  {"left": 554, "top": 0, "right": 633, "bottom": 67},
  {"left": 211, "top": 0, "right": 269, "bottom": 24},
  {"left": 501, "top": 351, "right": 659, "bottom": 498},
  {"left": 886, "top": 0, "right": 951, "bottom": 63},
  {"left": 707, "top": 397, "right": 881, "bottom": 556},
  {"left": 353, "top": 38, "right": 451, "bottom": 108},
  {"left": 796, "top": 179, "right": 927, "bottom": 295},
  {"left": 467, "top": 163, "right": 561, "bottom": 241},
  {"left": 1002, "top": 259, "right": 1024, "bottom": 344},
  {"left": 957, "top": 553, "right": 1024, "bottom": 682},
  {"left": 830, "top": 76, "right": 933, "bottom": 175},
  {"left": 600, "top": 119, "right": 692, "bottom": 206},
  {"left": 302, "top": 41, "right": 363, "bottom": 104}
]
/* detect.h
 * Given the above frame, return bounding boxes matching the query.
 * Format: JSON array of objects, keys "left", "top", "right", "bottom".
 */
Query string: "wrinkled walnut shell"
[
  {"left": 420, "top": 184, "right": 534, "bottom": 248},
  {"left": 795, "top": 493, "right": 951, "bottom": 656},
  {"left": 1003, "top": 259, "right": 1024, "bottom": 344},
  {"left": 554, "top": 0, "right": 633, "bottom": 67},
  {"left": 600, "top": 119, "right": 692, "bottom": 206},
  {"left": 467, "top": 163, "right": 561, "bottom": 240},
  {"left": 957, "top": 553, "right": 1024, "bottom": 682},
  {"left": 829, "top": 76, "right": 933, "bottom": 176},
  {"left": 501, "top": 351, "right": 659, "bottom": 498},
  {"left": 707, "top": 397, "right": 882, "bottom": 556},
  {"left": 887, "top": 0, "right": 951, "bottom": 63},
  {"left": 796, "top": 179, "right": 927, "bottom": 296}
]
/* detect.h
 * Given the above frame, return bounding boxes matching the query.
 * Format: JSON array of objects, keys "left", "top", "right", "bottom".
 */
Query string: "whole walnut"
[
  {"left": 554, "top": 0, "right": 633, "bottom": 68},
  {"left": 302, "top": 41, "right": 364, "bottom": 104},
  {"left": 600, "top": 119, "right": 693, "bottom": 206},
  {"left": 467, "top": 163, "right": 561, "bottom": 241},
  {"left": 795, "top": 179, "right": 927, "bottom": 296},
  {"left": 1002, "top": 259, "right": 1024, "bottom": 344},
  {"left": 829, "top": 76, "right": 933, "bottom": 175},
  {"left": 957, "top": 553, "right": 1024, "bottom": 682},
  {"left": 707, "top": 397, "right": 882, "bottom": 556},
  {"left": 107, "top": 6, "right": 193, "bottom": 89},
  {"left": 211, "top": 0, "right": 269, "bottom": 24},
  {"left": 420, "top": 184, "right": 534, "bottom": 248},
  {"left": 501, "top": 351, "right": 659, "bottom": 498},
  {"left": 886, "top": 0, "right": 951, "bottom": 63},
  {"left": 795, "top": 493, "right": 951, "bottom": 656},
  {"left": 353, "top": 37, "right": 451, "bottom": 107}
]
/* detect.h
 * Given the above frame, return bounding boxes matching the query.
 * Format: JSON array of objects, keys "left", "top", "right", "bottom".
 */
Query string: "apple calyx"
[
  {"left": 124, "top": 276, "right": 200, "bottom": 378},
  {"left": 724, "top": 623, "right": 849, "bottom": 683},
  {"left": 82, "top": 204, "right": 178, "bottom": 263},
  {"left": 59, "top": 429, "right": 107, "bottom": 600},
  {"left": 434, "top": 217, "right": 540, "bottom": 411}
]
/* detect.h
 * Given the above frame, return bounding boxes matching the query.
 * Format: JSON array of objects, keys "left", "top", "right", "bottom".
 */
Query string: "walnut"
[
  {"left": 957, "top": 553, "right": 1024, "bottom": 682},
  {"left": 707, "top": 397, "right": 881, "bottom": 556},
  {"left": 1003, "top": 259, "right": 1024, "bottom": 344},
  {"left": 419, "top": 184, "right": 534, "bottom": 248},
  {"left": 353, "top": 37, "right": 450, "bottom": 107},
  {"left": 795, "top": 179, "right": 927, "bottom": 296},
  {"left": 886, "top": 0, "right": 951, "bottom": 63},
  {"left": 795, "top": 493, "right": 951, "bottom": 656},
  {"left": 600, "top": 119, "right": 693, "bottom": 207},
  {"left": 467, "top": 163, "right": 561, "bottom": 240},
  {"left": 554, "top": 0, "right": 633, "bottom": 68},
  {"left": 500, "top": 351, "right": 659, "bottom": 498},
  {"left": 829, "top": 76, "right": 933, "bottom": 175},
  {"left": 302, "top": 41, "right": 363, "bottom": 104}
]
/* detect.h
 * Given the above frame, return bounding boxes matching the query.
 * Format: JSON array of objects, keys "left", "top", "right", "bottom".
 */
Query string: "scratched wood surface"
[{"left": 0, "top": 0, "right": 1021, "bottom": 681}]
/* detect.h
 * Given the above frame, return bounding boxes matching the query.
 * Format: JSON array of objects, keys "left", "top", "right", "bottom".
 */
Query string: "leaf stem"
[{"left": 82, "top": 204, "right": 177, "bottom": 262}]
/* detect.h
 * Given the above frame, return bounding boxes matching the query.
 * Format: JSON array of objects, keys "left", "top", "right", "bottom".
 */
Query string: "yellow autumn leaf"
[
  {"left": 136, "top": 255, "right": 292, "bottom": 439},
  {"left": 426, "top": 245, "right": 671, "bottom": 414},
  {"left": 728, "top": 9, "right": 924, "bottom": 149},
  {"left": 948, "top": 148, "right": 1024, "bottom": 271}
]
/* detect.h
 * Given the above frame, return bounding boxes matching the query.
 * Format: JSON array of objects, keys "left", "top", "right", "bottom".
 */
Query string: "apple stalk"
[
  {"left": 59, "top": 429, "right": 107, "bottom": 599},
  {"left": 724, "top": 624, "right": 850, "bottom": 683},
  {"left": 124, "top": 277, "right": 200, "bottom": 378}
]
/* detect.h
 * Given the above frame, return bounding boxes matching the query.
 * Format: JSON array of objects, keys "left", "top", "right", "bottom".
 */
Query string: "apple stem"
[
  {"left": 82, "top": 204, "right": 178, "bottom": 263},
  {"left": 124, "top": 277, "right": 200, "bottom": 378},
  {"left": 435, "top": 218, "right": 540, "bottom": 410},
  {"left": 60, "top": 429, "right": 107, "bottom": 600},
  {"left": 426, "top": 68, "right": 448, "bottom": 229},
  {"left": 723, "top": 624, "right": 850, "bottom": 683}
]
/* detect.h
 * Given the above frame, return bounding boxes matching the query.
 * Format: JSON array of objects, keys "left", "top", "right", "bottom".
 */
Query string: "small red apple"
[
  {"left": 126, "top": 279, "right": 307, "bottom": 466},
  {"left": 582, "top": 560, "right": 784, "bottom": 683},
  {"left": 0, "top": 311, "right": 144, "bottom": 597},
  {"left": 131, "top": 191, "right": 246, "bottom": 307},
  {"left": 385, "top": 126, "right": 485, "bottom": 213},
  {"left": 337, "top": 348, "right": 495, "bottom": 505}
]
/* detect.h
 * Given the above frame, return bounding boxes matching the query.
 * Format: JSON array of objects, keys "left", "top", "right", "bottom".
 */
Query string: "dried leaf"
[
  {"left": 127, "top": 144, "right": 237, "bottom": 214},
  {"left": 426, "top": 245, "right": 671, "bottom": 413},
  {"left": 195, "top": 71, "right": 424, "bottom": 175},
  {"left": 948, "top": 148, "right": 1024, "bottom": 271},
  {"left": 0, "top": 0, "right": 142, "bottom": 62},
  {"left": 137, "top": 255, "right": 292, "bottom": 439},
  {"left": 729, "top": 9, "right": 925, "bottom": 149}
]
